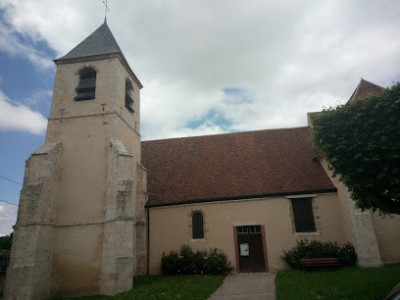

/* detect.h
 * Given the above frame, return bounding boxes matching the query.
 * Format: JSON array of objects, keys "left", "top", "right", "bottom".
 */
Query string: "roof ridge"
[
  {"left": 142, "top": 126, "right": 309, "bottom": 143},
  {"left": 359, "top": 77, "right": 385, "bottom": 89}
]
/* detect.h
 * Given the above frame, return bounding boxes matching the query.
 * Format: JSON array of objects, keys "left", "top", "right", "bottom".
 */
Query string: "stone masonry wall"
[
  {"left": 319, "top": 159, "right": 382, "bottom": 267},
  {"left": 134, "top": 163, "right": 147, "bottom": 275},
  {"left": 4, "top": 142, "right": 61, "bottom": 300},
  {"left": 100, "top": 140, "right": 135, "bottom": 295}
]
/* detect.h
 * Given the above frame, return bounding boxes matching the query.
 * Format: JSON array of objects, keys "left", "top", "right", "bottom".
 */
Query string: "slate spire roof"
[
  {"left": 56, "top": 21, "right": 123, "bottom": 61},
  {"left": 348, "top": 78, "right": 385, "bottom": 102},
  {"left": 55, "top": 21, "right": 143, "bottom": 88}
]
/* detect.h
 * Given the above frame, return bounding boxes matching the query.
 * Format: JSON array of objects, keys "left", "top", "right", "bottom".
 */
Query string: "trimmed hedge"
[
  {"left": 283, "top": 239, "right": 357, "bottom": 269},
  {"left": 162, "top": 245, "right": 232, "bottom": 275}
]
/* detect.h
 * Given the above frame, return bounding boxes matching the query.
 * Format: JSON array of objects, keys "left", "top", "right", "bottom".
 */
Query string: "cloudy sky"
[{"left": 0, "top": 0, "right": 400, "bottom": 235}]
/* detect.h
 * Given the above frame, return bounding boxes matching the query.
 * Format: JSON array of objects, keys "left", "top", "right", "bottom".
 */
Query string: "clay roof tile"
[
  {"left": 348, "top": 78, "right": 385, "bottom": 102},
  {"left": 142, "top": 127, "right": 336, "bottom": 207}
]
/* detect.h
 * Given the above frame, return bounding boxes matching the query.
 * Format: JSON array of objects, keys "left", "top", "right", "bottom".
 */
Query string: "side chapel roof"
[
  {"left": 142, "top": 127, "right": 336, "bottom": 207},
  {"left": 348, "top": 78, "right": 385, "bottom": 102}
]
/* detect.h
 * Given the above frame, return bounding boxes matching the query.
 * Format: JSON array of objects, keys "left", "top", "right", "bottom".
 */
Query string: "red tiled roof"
[
  {"left": 348, "top": 78, "right": 385, "bottom": 102},
  {"left": 141, "top": 127, "right": 336, "bottom": 207}
]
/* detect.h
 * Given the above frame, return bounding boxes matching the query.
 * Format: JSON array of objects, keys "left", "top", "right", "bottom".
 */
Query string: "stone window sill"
[{"left": 294, "top": 232, "right": 320, "bottom": 236}]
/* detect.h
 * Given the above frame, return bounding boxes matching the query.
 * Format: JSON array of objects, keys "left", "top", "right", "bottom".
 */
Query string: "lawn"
[
  {"left": 57, "top": 275, "right": 225, "bottom": 300},
  {"left": 276, "top": 263, "right": 400, "bottom": 300}
]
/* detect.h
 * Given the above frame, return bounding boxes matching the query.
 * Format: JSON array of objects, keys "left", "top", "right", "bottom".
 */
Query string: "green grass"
[
  {"left": 276, "top": 263, "right": 400, "bottom": 300},
  {"left": 58, "top": 275, "right": 225, "bottom": 300}
]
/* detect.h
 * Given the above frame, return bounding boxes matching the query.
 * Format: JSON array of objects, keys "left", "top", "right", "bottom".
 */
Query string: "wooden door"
[{"left": 237, "top": 225, "right": 266, "bottom": 272}]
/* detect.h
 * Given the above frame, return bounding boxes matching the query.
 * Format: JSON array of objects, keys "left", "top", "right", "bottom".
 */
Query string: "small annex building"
[{"left": 4, "top": 21, "right": 400, "bottom": 299}]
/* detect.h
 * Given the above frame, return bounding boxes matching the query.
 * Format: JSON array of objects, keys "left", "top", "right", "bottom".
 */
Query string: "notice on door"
[{"left": 239, "top": 243, "right": 249, "bottom": 256}]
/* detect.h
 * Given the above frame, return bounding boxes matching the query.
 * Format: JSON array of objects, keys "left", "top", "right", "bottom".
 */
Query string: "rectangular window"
[
  {"left": 291, "top": 198, "right": 316, "bottom": 232},
  {"left": 237, "top": 225, "right": 261, "bottom": 235}
]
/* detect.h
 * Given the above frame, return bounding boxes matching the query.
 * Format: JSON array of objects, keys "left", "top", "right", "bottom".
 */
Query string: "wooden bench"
[{"left": 300, "top": 258, "right": 341, "bottom": 268}]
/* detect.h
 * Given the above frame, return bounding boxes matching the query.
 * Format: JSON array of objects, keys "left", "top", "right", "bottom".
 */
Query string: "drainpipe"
[{"left": 146, "top": 207, "right": 150, "bottom": 275}]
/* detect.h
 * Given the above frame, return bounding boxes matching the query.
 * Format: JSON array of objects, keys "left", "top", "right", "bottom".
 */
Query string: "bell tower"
[{"left": 4, "top": 22, "right": 147, "bottom": 299}]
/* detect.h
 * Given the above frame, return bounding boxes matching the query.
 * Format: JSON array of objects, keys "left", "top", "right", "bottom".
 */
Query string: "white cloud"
[
  {"left": 0, "top": 203, "right": 17, "bottom": 236},
  {"left": 0, "top": 20, "right": 53, "bottom": 70},
  {"left": 1, "top": 0, "right": 400, "bottom": 139},
  {"left": 0, "top": 90, "right": 47, "bottom": 135},
  {"left": 23, "top": 89, "right": 53, "bottom": 106}
]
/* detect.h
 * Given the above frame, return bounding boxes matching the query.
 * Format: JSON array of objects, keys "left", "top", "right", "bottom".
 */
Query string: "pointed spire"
[
  {"left": 55, "top": 22, "right": 143, "bottom": 89},
  {"left": 103, "top": 0, "right": 110, "bottom": 25},
  {"left": 55, "top": 22, "right": 122, "bottom": 62}
]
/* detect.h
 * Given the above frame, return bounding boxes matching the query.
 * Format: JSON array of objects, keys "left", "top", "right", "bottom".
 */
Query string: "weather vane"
[{"left": 103, "top": 0, "right": 110, "bottom": 23}]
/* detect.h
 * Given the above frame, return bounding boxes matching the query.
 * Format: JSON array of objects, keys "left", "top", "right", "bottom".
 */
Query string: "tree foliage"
[
  {"left": 0, "top": 232, "right": 13, "bottom": 253},
  {"left": 311, "top": 83, "right": 400, "bottom": 214}
]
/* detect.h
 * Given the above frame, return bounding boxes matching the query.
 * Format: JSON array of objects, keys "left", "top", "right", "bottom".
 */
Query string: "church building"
[{"left": 4, "top": 22, "right": 400, "bottom": 299}]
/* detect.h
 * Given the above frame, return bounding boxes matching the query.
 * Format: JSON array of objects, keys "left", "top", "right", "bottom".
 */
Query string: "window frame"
[
  {"left": 192, "top": 211, "right": 204, "bottom": 239},
  {"left": 290, "top": 197, "right": 317, "bottom": 233}
]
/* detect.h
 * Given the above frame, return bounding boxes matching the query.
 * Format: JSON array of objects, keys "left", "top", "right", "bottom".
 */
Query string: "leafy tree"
[
  {"left": 311, "top": 83, "right": 400, "bottom": 214},
  {"left": 0, "top": 232, "right": 13, "bottom": 252}
]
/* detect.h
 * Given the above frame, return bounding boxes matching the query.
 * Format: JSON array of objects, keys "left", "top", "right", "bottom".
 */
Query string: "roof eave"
[
  {"left": 54, "top": 53, "right": 143, "bottom": 89},
  {"left": 146, "top": 188, "right": 338, "bottom": 208}
]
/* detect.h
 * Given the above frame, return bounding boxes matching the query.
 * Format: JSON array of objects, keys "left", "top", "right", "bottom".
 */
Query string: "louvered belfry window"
[
  {"left": 125, "top": 80, "right": 134, "bottom": 113},
  {"left": 192, "top": 212, "right": 204, "bottom": 239},
  {"left": 75, "top": 67, "right": 96, "bottom": 101},
  {"left": 291, "top": 198, "right": 316, "bottom": 232}
]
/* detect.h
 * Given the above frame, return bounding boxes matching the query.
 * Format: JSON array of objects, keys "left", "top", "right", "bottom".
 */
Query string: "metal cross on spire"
[{"left": 103, "top": 0, "right": 110, "bottom": 23}]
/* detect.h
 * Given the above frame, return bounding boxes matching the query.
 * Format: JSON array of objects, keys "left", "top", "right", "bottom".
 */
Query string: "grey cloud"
[
  {"left": 2, "top": 0, "right": 400, "bottom": 139},
  {"left": 0, "top": 203, "right": 17, "bottom": 236}
]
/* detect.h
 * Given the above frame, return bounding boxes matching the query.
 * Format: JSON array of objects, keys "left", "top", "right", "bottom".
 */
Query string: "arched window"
[
  {"left": 192, "top": 212, "right": 204, "bottom": 239},
  {"left": 125, "top": 80, "right": 134, "bottom": 113},
  {"left": 75, "top": 67, "right": 96, "bottom": 101}
]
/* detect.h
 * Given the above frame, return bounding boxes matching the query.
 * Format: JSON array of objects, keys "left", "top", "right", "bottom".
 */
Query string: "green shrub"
[
  {"left": 337, "top": 242, "right": 357, "bottom": 266},
  {"left": 162, "top": 245, "right": 232, "bottom": 275},
  {"left": 203, "top": 248, "right": 230, "bottom": 275},
  {"left": 282, "top": 239, "right": 357, "bottom": 269},
  {"left": 161, "top": 251, "right": 180, "bottom": 275}
]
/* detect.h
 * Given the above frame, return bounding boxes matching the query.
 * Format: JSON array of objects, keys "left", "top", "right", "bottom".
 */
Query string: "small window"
[
  {"left": 125, "top": 80, "right": 134, "bottom": 113},
  {"left": 291, "top": 198, "right": 316, "bottom": 232},
  {"left": 192, "top": 212, "right": 204, "bottom": 239},
  {"left": 75, "top": 67, "right": 96, "bottom": 101},
  {"left": 237, "top": 225, "right": 261, "bottom": 235}
]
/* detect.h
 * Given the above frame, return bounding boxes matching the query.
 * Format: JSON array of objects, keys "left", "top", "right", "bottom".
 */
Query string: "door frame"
[{"left": 233, "top": 225, "right": 268, "bottom": 272}]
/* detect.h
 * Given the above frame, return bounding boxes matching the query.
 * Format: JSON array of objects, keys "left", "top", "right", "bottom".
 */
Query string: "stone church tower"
[{"left": 4, "top": 22, "right": 147, "bottom": 299}]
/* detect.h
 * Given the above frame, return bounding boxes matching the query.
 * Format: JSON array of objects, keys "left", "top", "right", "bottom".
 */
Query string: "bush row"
[
  {"left": 162, "top": 245, "right": 232, "bottom": 275},
  {"left": 283, "top": 239, "right": 357, "bottom": 269}
]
